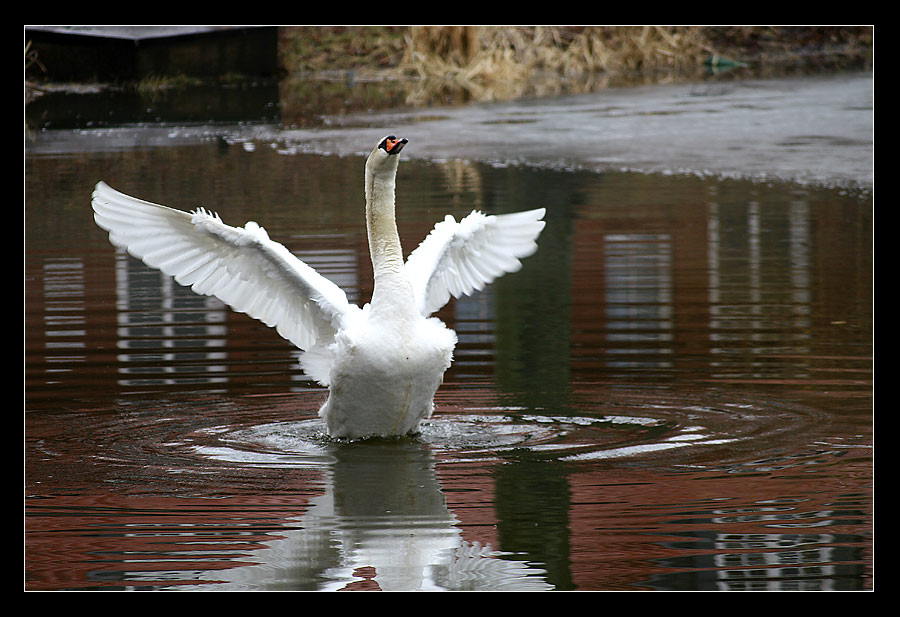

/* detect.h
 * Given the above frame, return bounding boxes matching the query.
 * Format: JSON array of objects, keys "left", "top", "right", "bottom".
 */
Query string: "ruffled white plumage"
[
  {"left": 92, "top": 181, "right": 356, "bottom": 353},
  {"left": 91, "top": 136, "right": 545, "bottom": 439},
  {"left": 406, "top": 208, "right": 546, "bottom": 317}
]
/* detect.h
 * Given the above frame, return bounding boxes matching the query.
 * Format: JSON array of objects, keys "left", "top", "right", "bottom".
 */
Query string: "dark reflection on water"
[{"left": 25, "top": 139, "right": 872, "bottom": 590}]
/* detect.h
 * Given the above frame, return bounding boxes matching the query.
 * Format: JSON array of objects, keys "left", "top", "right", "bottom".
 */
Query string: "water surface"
[{"left": 25, "top": 77, "right": 872, "bottom": 591}]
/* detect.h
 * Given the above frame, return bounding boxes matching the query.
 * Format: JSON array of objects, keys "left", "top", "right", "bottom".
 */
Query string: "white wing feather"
[
  {"left": 405, "top": 208, "right": 546, "bottom": 316},
  {"left": 91, "top": 181, "right": 356, "bottom": 351}
]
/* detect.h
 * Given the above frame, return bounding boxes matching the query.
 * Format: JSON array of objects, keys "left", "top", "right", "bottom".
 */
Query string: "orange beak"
[{"left": 385, "top": 137, "right": 408, "bottom": 154}]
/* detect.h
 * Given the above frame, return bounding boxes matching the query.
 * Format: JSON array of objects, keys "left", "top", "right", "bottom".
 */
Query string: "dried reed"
[
  {"left": 399, "top": 26, "right": 716, "bottom": 101},
  {"left": 277, "top": 26, "right": 873, "bottom": 104}
]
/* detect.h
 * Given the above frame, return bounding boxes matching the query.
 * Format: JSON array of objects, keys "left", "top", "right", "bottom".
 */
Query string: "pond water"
[{"left": 25, "top": 73, "right": 873, "bottom": 591}]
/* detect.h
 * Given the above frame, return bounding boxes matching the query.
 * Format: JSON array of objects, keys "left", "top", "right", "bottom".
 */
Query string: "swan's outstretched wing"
[
  {"left": 405, "top": 208, "right": 546, "bottom": 316},
  {"left": 91, "top": 181, "right": 356, "bottom": 351}
]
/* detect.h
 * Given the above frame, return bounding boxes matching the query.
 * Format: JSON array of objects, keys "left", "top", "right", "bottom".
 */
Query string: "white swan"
[{"left": 91, "top": 135, "right": 546, "bottom": 440}]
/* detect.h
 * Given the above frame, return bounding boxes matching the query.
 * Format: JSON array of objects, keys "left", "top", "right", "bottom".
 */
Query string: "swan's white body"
[{"left": 91, "top": 136, "right": 545, "bottom": 440}]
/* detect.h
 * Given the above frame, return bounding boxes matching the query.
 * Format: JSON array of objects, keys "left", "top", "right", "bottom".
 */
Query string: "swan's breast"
[
  {"left": 320, "top": 317, "right": 457, "bottom": 439},
  {"left": 335, "top": 315, "right": 455, "bottom": 380}
]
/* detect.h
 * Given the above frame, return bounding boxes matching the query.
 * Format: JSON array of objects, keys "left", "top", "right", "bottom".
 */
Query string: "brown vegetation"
[{"left": 279, "top": 26, "right": 873, "bottom": 103}]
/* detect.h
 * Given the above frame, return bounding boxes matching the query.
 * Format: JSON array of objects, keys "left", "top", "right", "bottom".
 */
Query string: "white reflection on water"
[{"left": 179, "top": 434, "right": 553, "bottom": 591}]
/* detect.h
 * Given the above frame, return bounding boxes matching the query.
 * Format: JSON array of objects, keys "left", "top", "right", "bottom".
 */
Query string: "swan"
[{"left": 91, "top": 135, "right": 546, "bottom": 440}]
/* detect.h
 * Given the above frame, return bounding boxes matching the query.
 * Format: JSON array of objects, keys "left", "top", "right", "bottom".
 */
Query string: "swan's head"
[{"left": 366, "top": 135, "right": 408, "bottom": 176}]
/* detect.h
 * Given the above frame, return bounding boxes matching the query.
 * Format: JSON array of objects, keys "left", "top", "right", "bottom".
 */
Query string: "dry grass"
[
  {"left": 400, "top": 26, "right": 720, "bottom": 101},
  {"left": 404, "top": 26, "right": 714, "bottom": 77},
  {"left": 279, "top": 26, "right": 873, "bottom": 104},
  {"left": 279, "top": 26, "right": 408, "bottom": 74}
]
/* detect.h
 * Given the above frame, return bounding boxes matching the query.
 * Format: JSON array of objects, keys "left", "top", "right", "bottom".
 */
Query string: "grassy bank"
[
  {"left": 280, "top": 26, "right": 873, "bottom": 103},
  {"left": 25, "top": 26, "right": 873, "bottom": 126}
]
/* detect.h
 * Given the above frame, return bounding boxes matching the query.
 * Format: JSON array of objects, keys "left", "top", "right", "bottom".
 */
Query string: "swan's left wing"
[
  {"left": 405, "top": 208, "right": 546, "bottom": 316},
  {"left": 91, "top": 181, "right": 356, "bottom": 351}
]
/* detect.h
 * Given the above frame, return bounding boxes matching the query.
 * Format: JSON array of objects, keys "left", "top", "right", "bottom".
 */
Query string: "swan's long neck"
[{"left": 365, "top": 157, "right": 415, "bottom": 318}]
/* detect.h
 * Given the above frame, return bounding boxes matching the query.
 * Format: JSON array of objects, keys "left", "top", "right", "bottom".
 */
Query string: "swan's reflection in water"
[{"left": 187, "top": 433, "right": 552, "bottom": 591}]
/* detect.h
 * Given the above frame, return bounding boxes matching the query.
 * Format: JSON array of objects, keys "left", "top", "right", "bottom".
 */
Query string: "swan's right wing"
[
  {"left": 91, "top": 181, "right": 357, "bottom": 351},
  {"left": 405, "top": 208, "right": 546, "bottom": 316}
]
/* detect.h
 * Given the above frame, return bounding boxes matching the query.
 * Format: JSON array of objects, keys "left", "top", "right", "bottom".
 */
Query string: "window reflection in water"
[
  {"left": 114, "top": 250, "right": 228, "bottom": 386},
  {"left": 706, "top": 199, "right": 812, "bottom": 378},
  {"left": 42, "top": 257, "right": 87, "bottom": 367},
  {"left": 603, "top": 233, "right": 673, "bottom": 369}
]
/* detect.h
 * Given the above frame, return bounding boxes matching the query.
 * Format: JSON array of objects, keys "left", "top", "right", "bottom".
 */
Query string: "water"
[{"left": 25, "top": 74, "right": 873, "bottom": 591}]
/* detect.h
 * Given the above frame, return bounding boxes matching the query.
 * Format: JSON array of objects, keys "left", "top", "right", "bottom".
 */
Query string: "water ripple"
[{"left": 154, "top": 387, "right": 831, "bottom": 473}]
